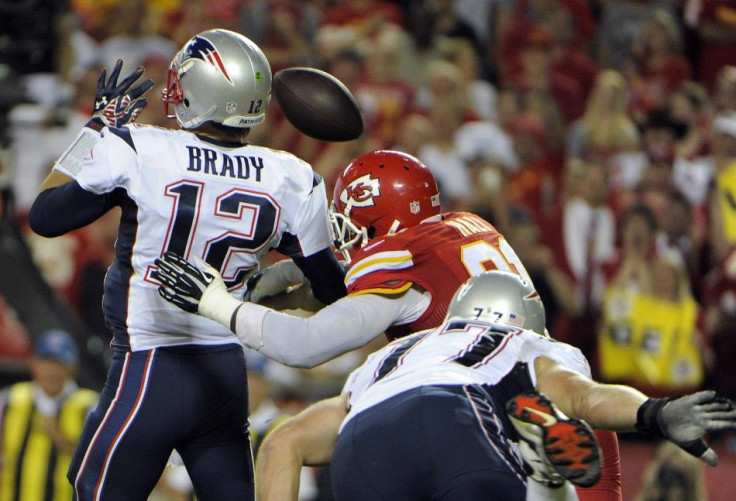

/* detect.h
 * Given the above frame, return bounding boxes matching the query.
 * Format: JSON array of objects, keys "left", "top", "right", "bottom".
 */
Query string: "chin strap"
[{"left": 386, "top": 219, "right": 401, "bottom": 236}]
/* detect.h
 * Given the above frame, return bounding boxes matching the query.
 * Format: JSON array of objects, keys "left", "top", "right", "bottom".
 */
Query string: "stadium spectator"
[
  {"left": 544, "top": 3, "right": 599, "bottom": 102},
  {"left": 596, "top": 1, "right": 676, "bottom": 71},
  {"left": 503, "top": 25, "right": 585, "bottom": 126},
  {"left": 688, "top": 0, "right": 736, "bottom": 92},
  {"left": 97, "top": 0, "right": 176, "bottom": 71},
  {"left": 669, "top": 82, "right": 716, "bottom": 213},
  {"left": 656, "top": 190, "right": 707, "bottom": 299},
  {"left": 627, "top": 9, "right": 693, "bottom": 119},
  {"left": 434, "top": 37, "right": 498, "bottom": 123},
  {"left": 417, "top": 79, "right": 476, "bottom": 209},
  {"left": 713, "top": 65, "right": 736, "bottom": 113},
  {"left": 538, "top": 159, "right": 617, "bottom": 370},
  {"left": 504, "top": 208, "right": 579, "bottom": 330},
  {"left": 566, "top": 70, "right": 644, "bottom": 193},
  {"left": 702, "top": 245, "right": 736, "bottom": 402},
  {"left": 709, "top": 112, "right": 736, "bottom": 261},
  {"left": 0, "top": 329, "right": 98, "bottom": 501},
  {"left": 239, "top": 0, "right": 322, "bottom": 72},
  {"left": 506, "top": 115, "right": 559, "bottom": 219},
  {"left": 636, "top": 441, "right": 707, "bottom": 501},
  {"left": 0, "top": 295, "right": 32, "bottom": 387},
  {"left": 599, "top": 251, "right": 705, "bottom": 396}
]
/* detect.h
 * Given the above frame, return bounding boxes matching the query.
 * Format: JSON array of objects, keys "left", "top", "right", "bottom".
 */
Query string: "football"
[{"left": 272, "top": 67, "right": 364, "bottom": 142}]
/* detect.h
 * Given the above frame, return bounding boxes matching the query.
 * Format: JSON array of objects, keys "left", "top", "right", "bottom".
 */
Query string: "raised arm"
[
  {"left": 256, "top": 394, "right": 348, "bottom": 501},
  {"left": 534, "top": 356, "right": 736, "bottom": 466},
  {"left": 28, "top": 60, "right": 152, "bottom": 237}
]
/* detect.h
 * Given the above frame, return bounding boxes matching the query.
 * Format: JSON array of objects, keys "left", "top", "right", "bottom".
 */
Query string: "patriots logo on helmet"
[
  {"left": 181, "top": 36, "right": 233, "bottom": 84},
  {"left": 341, "top": 174, "right": 381, "bottom": 208}
]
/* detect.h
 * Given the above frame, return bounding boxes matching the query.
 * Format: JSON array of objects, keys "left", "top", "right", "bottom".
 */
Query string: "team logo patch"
[
  {"left": 181, "top": 36, "right": 233, "bottom": 84},
  {"left": 340, "top": 174, "right": 381, "bottom": 208},
  {"left": 226, "top": 101, "right": 237, "bottom": 113},
  {"left": 410, "top": 201, "right": 420, "bottom": 214}
]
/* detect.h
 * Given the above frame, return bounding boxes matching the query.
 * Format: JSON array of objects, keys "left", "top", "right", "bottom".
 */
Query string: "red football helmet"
[{"left": 331, "top": 150, "right": 441, "bottom": 255}]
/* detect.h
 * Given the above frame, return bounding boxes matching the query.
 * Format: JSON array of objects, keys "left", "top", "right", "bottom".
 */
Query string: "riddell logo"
[{"left": 340, "top": 174, "right": 381, "bottom": 207}]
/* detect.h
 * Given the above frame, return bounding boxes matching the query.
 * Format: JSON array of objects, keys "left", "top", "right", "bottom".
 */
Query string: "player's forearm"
[
  {"left": 28, "top": 182, "right": 114, "bottom": 237},
  {"left": 257, "top": 395, "right": 346, "bottom": 500},
  {"left": 571, "top": 383, "right": 647, "bottom": 431},
  {"left": 233, "top": 295, "right": 393, "bottom": 368},
  {"left": 535, "top": 357, "right": 646, "bottom": 431},
  {"left": 256, "top": 443, "right": 303, "bottom": 501}
]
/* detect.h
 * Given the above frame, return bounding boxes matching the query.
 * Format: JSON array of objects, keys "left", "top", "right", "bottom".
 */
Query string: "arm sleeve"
[
  {"left": 233, "top": 288, "right": 427, "bottom": 368},
  {"left": 28, "top": 183, "right": 120, "bottom": 237},
  {"left": 292, "top": 248, "right": 346, "bottom": 305}
]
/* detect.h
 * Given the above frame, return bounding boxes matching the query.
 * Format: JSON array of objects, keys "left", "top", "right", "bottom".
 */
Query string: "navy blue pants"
[
  {"left": 331, "top": 385, "right": 527, "bottom": 500},
  {"left": 69, "top": 344, "right": 252, "bottom": 501}
]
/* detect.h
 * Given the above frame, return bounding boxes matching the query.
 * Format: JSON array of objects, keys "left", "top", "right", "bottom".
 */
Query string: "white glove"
[{"left": 243, "top": 259, "right": 306, "bottom": 303}]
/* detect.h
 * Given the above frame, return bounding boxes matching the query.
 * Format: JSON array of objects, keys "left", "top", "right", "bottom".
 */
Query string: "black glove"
[
  {"left": 636, "top": 391, "right": 736, "bottom": 466},
  {"left": 152, "top": 252, "right": 214, "bottom": 313},
  {"left": 88, "top": 59, "right": 154, "bottom": 131}
]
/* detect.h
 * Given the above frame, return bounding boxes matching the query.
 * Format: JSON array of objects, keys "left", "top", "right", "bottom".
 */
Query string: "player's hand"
[
  {"left": 243, "top": 259, "right": 306, "bottom": 303},
  {"left": 153, "top": 252, "right": 216, "bottom": 313},
  {"left": 88, "top": 59, "right": 154, "bottom": 130},
  {"left": 636, "top": 391, "right": 736, "bottom": 466}
]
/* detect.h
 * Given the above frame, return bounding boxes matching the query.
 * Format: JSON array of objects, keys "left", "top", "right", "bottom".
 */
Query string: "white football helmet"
[
  {"left": 162, "top": 29, "right": 272, "bottom": 129},
  {"left": 446, "top": 271, "right": 546, "bottom": 334}
]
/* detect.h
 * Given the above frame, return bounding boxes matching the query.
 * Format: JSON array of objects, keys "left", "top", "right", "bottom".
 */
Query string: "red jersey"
[{"left": 345, "top": 212, "right": 531, "bottom": 340}]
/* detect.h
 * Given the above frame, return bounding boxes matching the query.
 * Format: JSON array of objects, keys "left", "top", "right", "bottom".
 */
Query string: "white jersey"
[
  {"left": 340, "top": 318, "right": 590, "bottom": 431},
  {"left": 55, "top": 124, "right": 332, "bottom": 351}
]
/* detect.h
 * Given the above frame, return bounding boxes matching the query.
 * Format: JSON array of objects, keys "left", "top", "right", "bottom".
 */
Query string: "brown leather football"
[{"left": 272, "top": 67, "right": 364, "bottom": 142}]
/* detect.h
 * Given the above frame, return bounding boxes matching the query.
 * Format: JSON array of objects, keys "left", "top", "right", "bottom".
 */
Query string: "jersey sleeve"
[
  {"left": 61, "top": 127, "right": 139, "bottom": 195},
  {"left": 276, "top": 174, "right": 332, "bottom": 258},
  {"left": 518, "top": 333, "right": 592, "bottom": 386},
  {"left": 345, "top": 247, "right": 415, "bottom": 296}
]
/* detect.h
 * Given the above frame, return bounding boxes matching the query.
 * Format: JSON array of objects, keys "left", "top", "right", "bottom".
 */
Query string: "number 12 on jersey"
[{"left": 150, "top": 179, "right": 282, "bottom": 289}]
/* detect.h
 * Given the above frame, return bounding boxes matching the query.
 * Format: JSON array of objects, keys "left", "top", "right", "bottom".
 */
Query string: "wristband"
[{"left": 635, "top": 396, "right": 678, "bottom": 438}]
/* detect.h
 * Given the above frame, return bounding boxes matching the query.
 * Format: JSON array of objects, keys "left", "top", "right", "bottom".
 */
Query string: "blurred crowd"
[{"left": 1, "top": 0, "right": 736, "bottom": 495}]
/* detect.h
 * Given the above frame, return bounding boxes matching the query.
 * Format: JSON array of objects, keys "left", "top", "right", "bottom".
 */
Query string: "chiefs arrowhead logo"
[{"left": 340, "top": 174, "right": 381, "bottom": 208}]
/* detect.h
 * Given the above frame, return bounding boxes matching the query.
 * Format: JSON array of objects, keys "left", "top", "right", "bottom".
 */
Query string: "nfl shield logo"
[
  {"left": 226, "top": 101, "right": 237, "bottom": 113},
  {"left": 410, "top": 201, "right": 420, "bottom": 214}
]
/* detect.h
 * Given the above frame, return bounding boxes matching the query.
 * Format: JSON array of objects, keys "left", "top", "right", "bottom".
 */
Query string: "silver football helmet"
[
  {"left": 446, "top": 271, "right": 546, "bottom": 334},
  {"left": 162, "top": 29, "right": 272, "bottom": 129}
]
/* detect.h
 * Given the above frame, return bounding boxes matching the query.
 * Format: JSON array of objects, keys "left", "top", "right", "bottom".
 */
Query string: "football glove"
[
  {"left": 88, "top": 59, "right": 154, "bottom": 131},
  {"left": 153, "top": 252, "right": 213, "bottom": 314},
  {"left": 243, "top": 259, "right": 306, "bottom": 303},
  {"left": 153, "top": 252, "right": 244, "bottom": 329},
  {"left": 636, "top": 390, "right": 736, "bottom": 466}
]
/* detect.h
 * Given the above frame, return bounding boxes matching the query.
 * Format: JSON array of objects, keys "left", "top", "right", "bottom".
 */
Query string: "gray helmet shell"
[
  {"left": 170, "top": 29, "right": 272, "bottom": 129},
  {"left": 446, "top": 271, "right": 546, "bottom": 334}
]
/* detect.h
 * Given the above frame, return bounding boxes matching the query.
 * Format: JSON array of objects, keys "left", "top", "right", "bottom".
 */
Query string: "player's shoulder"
[
  {"left": 100, "top": 123, "right": 177, "bottom": 152},
  {"left": 246, "top": 145, "right": 318, "bottom": 187},
  {"left": 247, "top": 145, "right": 313, "bottom": 172},
  {"left": 125, "top": 123, "right": 178, "bottom": 140}
]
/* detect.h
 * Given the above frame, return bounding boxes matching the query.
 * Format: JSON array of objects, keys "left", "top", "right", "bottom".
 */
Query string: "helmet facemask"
[
  {"left": 330, "top": 202, "right": 368, "bottom": 261},
  {"left": 162, "top": 67, "right": 184, "bottom": 119}
]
